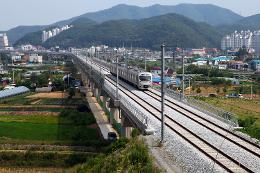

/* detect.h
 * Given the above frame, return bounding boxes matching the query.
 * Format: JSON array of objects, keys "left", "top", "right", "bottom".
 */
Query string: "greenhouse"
[{"left": 0, "top": 86, "right": 30, "bottom": 99}]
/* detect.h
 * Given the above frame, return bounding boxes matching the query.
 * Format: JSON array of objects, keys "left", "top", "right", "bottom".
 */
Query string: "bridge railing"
[
  {"left": 73, "top": 53, "right": 153, "bottom": 134},
  {"left": 153, "top": 86, "right": 238, "bottom": 127},
  {"left": 103, "top": 81, "right": 149, "bottom": 129}
]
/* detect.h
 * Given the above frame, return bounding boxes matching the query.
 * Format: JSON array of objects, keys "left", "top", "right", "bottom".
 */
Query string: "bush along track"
[{"left": 77, "top": 136, "right": 161, "bottom": 173}]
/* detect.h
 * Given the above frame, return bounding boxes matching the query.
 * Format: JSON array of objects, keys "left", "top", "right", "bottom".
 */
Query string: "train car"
[{"left": 109, "top": 63, "right": 152, "bottom": 90}]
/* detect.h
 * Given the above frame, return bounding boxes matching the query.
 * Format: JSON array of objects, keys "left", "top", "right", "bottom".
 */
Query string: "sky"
[{"left": 0, "top": 0, "right": 259, "bottom": 31}]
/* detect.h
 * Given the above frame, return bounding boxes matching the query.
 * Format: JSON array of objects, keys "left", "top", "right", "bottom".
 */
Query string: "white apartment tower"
[
  {"left": 252, "top": 31, "right": 260, "bottom": 54},
  {"left": 221, "top": 30, "right": 252, "bottom": 50},
  {"left": 42, "top": 25, "right": 73, "bottom": 43},
  {"left": 0, "top": 33, "right": 9, "bottom": 48}
]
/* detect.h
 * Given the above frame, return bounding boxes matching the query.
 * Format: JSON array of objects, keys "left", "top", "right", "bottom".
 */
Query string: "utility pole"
[
  {"left": 182, "top": 54, "right": 185, "bottom": 99},
  {"left": 12, "top": 59, "right": 15, "bottom": 84},
  {"left": 172, "top": 51, "right": 176, "bottom": 73},
  {"left": 12, "top": 70, "right": 15, "bottom": 84},
  {"left": 161, "top": 44, "right": 165, "bottom": 143},
  {"left": 67, "top": 74, "right": 69, "bottom": 87},
  {"left": 115, "top": 49, "right": 119, "bottom": 100},
  {"left": 97, "top": 50, "right": 101, "bottom": 75},
  {"left": 144, "top": 56, "right": 147, "bottom": 71},
  {"left": 189, "top": 76, "right": 191, "bottom": 96},
  {"left": 251, "top": 84, "right": 253, "bottom": 100}
]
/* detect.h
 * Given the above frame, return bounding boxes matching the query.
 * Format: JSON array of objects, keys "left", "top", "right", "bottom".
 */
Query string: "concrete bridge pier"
[
  {"left": 110, "top": 107, "right": 121, "bottom": 124},
  {"left": 90, "top": 81, "right": 95, "bottom": 96},
  {"left": 85, "top": 77, "right": 90, "bottom": 87},
  {"left": 105, "top": 97, "right": 110, "bottom": 112},
  {"left": 94, "top": 87, "right": 100, "bottom": 98},
  {"left": 99, "top": 89, "right": 108, "bottom": 103},
  {"left": 121, "top": 115, "right": 133, "bottom": 139},
  {"left": 109, "top": 99, "right": 121, "bottom": 125}
]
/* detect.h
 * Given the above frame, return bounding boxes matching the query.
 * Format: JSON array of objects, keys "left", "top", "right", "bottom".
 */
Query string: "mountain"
[
  {"left": 16, "top": 14, "right": 221, "bottom": 49},
  {"left": 14, "top": 18, "right": 96, "bottom": 46},
  {"left": 57, "top": 3, "right": 242, "bottom": 26},
  {"left": 4, "top": 25, "right": 46, "bottom": 45},
  {"left": 6, "top": 3, "right": 243, "bottom": 44},
  {"left": 217, "top": 14, "right": 260, "bottom": 34}
]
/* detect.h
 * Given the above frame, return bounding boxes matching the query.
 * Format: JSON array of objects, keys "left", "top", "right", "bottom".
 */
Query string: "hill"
[
  {"left": 7, "top": 3, "right": 242, "bottom": 44},
  {"left": 57, "top": 3, "right": 242, "bottom": 26},
  {"left": 16, "top": 14, "right": 221, "bottom": 49},
  {"left": 14, "top": 18, "right": 96, "bottom": 47},
  {"left": 4, "top": 25, "right": 45, "bottom": 45},
  {"left": 217, "top": 14, "right": 260, "bottom": 34}
]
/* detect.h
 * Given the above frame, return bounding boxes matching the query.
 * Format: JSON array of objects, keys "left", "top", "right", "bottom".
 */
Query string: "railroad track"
[
  {"left": 84, "top": 59, "right": 259, "bottom": 172},
  {"left": 105, "top": 75, "right": 256, "bottom": 173},
  {"left": 145, "top": 89, "right": 260, "bottom": 158}
]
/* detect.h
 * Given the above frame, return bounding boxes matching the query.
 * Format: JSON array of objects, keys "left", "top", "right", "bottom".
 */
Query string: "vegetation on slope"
[
  {"left": 57, "top": 3, "right": 243, "bottom": 26},
  {"left": 6, "top": 25, "right": 46, "bottom": 44},
  {"left": 6, "top": 3, "right": 243, "bottom": 44},
  {"left": 217, "top": 14, "right": 260, "bottom": 35},
  {"left": 76, "top": 137, "right": 161, "bottom": 173},
  {"left": 16, "top": 14, "right": 221, "bottom": 49}
]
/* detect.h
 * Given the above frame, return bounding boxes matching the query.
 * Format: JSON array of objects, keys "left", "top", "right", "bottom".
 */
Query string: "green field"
[
  {"left": 197, "top": 97, "right": 260, "bottom": 126},
  {"left": 0, "top": 93, "right": 35, "bottom": 105},
  {"left": 38, "top": 98, "right": 86, "bottom": 105},
  {"left": 0, "top": 110, "right": 99, "bottom": 144},
  {"left": 196, "top": 97, "right": 260, "bottom": 140}
]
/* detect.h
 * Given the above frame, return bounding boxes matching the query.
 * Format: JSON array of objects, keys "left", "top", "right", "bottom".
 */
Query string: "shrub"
[
  {"left": 238, "top": 117, "right": 257, "bottom": 127},
  {"left": 105, "top": 138, "right": 129, "bottom": 154},
  {"left": 131, "top": 128, "right": 140, "bottom": 138}
]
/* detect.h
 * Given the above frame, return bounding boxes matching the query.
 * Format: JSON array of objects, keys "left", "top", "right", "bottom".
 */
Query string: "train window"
[{"left": 139, "top": 75, "right": 151, "bottom": 81}]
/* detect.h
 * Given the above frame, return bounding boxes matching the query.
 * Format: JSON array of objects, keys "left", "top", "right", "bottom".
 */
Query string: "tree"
[
  {"left": 196, "top": 87, "right": 201, "bottom": 95},
  {"left": 68, "top": 87, "right": 75, "bottom": 99},
  {"left": 223, "top": 86, "right": 228, "bottom": 94},
  {"left": 16, "top": 80, "right": 31, "bottom": 89},
  {"left": 236, "top": 45, "right": 248, "bottom": 61},
  {"left": 52, "top": 77, "right": 64, "bottom": 91}
]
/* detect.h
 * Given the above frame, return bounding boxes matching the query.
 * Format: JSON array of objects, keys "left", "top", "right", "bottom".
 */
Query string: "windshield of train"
[{"left": 139, "top": 75, "right": 151, "bottom": 81}]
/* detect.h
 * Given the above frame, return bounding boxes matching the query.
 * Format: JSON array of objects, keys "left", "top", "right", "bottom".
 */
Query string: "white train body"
[{"left": 109, "top": 63, "right": 152, "bottom": 90}]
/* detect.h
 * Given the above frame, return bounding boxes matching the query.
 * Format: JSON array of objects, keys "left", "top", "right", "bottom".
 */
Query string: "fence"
[{"left": 153, "top": 86, "right": 238, "bottom": 127}]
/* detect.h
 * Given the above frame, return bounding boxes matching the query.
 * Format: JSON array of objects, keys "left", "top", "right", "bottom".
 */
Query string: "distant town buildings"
[
  {"left": 0, "top": 33, "right": 9, "bottom": 48},
  {"left": 249, "top": 60, "right": 260, "bottom": 71},
  {"left": 29, "top": 54, "right": 43, "bottom": 64},
  {"left": 190, "top": 48, "right": 206, "bottom": 56},
  {"left": 221, "top": 30, "right": 260, "bottom": 54},
  {"left": 20, "top": 44, "right": 36, "bottom": 51},
  {"left": 42, "top": 25, "right": 73, "bottom": 42},
  {"left": 252, "top": 31, "right": 260, "bottom": 54}
]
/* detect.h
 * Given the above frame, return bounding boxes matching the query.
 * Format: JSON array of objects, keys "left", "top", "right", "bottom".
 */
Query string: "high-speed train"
[{"left": 109, "top": 63, "right": 153, "bottom": 90}]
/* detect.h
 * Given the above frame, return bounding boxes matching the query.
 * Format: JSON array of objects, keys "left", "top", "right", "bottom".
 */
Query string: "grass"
[
  {"left": 197, "top": 97, "right": 260, "bottom": 126},
  {"left": 195, "top": 97, "right": 260, "bottom": 140},
  {"left": 0, "top": 122, "right": 63, "bottom": 141},
  {"left": 0, "top": 110, "right": 99, "bottom": 144},
  {"left": 39, "top": 98, "right": 87, "bottom": 105},
  {"left": 76, "top": 138, "right": 161, "bottom": 173},
  {"left": 0, "top": 115, "right": 58, "bottom": 124},
  {"left": 0, "top": 93, "right": 33, "bottom": 105},
  {"left": 0, "top": 150, "right": 97, "bottom": 167},
  {"left": 0, "top": 122, "right": 98, "bottom": 142}
]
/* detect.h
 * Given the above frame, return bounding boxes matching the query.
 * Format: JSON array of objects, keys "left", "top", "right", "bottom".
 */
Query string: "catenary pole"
[{"left": 161, "top": 44, "right": 165, "bottom": 143}]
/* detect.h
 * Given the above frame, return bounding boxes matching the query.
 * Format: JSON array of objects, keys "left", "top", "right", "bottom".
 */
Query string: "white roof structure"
[{"left": 0, "top": 86, "right": 30, "bottom": 99}]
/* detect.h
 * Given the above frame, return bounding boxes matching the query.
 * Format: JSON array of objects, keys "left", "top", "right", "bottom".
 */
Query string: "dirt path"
[
  {"left": 0, "top": 105, "right": 76, "bottom": 108},
  {"left": 26, "top": 92, "right": 68, "bottom": 99},
  {"left": 0, "top": 168, "right": 63, "bottom": 173}
]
